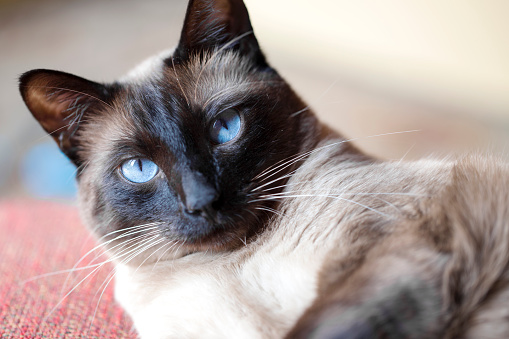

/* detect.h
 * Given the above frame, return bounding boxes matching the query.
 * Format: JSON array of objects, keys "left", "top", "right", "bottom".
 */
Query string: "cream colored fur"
[
  {"left": 111, "top": 134, "right": 499, "bottom": 338},
  {"left": 71, "top": 50, "right": 509, "bottom": 339}
]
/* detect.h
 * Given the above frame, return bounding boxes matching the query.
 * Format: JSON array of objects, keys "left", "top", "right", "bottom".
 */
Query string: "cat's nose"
[{"left": 181, "top": 171, "right": 219, "bottom": 222}]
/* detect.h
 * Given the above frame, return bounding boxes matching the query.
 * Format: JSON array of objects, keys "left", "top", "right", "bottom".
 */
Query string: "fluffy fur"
[{"left": 20, "top": 0, "right": 509, "bottom": 338}]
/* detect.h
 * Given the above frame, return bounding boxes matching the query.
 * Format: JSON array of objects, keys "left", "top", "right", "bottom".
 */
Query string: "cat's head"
[{"left": 19, "top": 0, "right": 320, "bottom": 263}]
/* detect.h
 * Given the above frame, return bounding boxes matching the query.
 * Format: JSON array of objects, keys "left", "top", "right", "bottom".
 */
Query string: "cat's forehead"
[
  {"left": 124, "top": 50, "right": 273, "bottom": 113},
  {"left": 80, "top": 51, "right": 276, "bottom": 161},
  {"left": 170, "top": 51, "right": 262, "bottom": 107}
]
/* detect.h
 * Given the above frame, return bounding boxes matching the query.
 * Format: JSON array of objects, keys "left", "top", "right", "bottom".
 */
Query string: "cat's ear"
[
  {"left": 174, "top": 0, "right": 267, "bottom": 68},
  {"left": 19, "top": 69, "right": 113, "bottom": 165}
]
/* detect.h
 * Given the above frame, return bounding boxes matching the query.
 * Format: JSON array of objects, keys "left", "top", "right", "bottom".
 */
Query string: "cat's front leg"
[{"left": 286, "top": 242, "right": 448, "bottom": 339}]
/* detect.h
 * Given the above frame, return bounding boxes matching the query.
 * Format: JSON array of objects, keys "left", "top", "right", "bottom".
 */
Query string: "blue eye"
[
  {"left": 210, "top": 109, "right": 241, "bottom": 144},
  {"left": 120, "top": 158, "right": 159, "bottom": 183}
]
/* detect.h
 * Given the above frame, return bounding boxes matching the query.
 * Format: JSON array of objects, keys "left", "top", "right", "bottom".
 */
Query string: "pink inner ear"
[
  {"left": 20, "top": 69, "right": 110, "bottom": 160},
  {"left": 26, "top": 84, "right": 88, "bottom": 138},
  {"left": 20, "top": 70, "right": 108, "bottom": 139}
]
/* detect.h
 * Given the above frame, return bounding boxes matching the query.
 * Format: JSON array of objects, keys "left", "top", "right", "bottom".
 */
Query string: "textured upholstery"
[{"left": 0, "top": 201, "right": 136, "bottom": 338}]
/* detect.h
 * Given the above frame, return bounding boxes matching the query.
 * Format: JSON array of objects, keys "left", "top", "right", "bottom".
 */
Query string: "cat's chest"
[{"left": 114, "top": 247, "right": 321, "bottom": 339}]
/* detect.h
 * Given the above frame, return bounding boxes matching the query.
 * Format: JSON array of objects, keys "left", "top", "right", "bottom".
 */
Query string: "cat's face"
[{"left": 20, "top": 0, "right": 320, "bottom": 262}]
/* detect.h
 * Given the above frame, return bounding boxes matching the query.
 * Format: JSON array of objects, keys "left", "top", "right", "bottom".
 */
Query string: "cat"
[{"left": 19, "top": 0, "right": 509, "bottom": 338}]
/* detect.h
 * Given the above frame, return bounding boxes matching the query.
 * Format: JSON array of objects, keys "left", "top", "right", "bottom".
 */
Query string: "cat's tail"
[{"left": 443, "top": 154, "right": 509, "bottom": 338}]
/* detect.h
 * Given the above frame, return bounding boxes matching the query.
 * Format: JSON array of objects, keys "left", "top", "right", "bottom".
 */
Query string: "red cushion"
[{"left": 0, "top": 201, "right": 136, "bottom": 338}]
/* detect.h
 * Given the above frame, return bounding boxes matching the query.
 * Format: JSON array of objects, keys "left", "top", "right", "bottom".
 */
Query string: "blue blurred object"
[{"left": 21, "top": 142, "right": 77, "bottom": 198}]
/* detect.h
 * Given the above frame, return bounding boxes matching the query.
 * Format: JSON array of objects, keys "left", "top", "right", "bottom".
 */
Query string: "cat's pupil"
[
  {"left": 214, "top": 119, "right": 227, "bottom": 131},
  {"left": 120, "top": 158, "right": 159, "bottom": 183},
  {"left": 210, "top": 109, "right": 241, "bottom": 144}
]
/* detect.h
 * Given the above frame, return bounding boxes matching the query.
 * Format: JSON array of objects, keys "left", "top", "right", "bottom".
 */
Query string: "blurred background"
[{"left": 1, "top": 0, "right": 508, "bottom": 200}]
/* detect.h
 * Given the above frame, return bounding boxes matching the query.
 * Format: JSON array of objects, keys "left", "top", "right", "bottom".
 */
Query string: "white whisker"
[
  {"left": 252, "top": 169, "right": 297, "bottom": 193},
  {"left": 254, "top": 191, "right": 429, "bottom": 200},
  {"left": 89, "top": 234, "right": 164, "bottom": 332},
  {"left": 256, "top": 194, "right": 391, "bottom": 218},
  {"left": 41, "top": 228, "right": 164, "bottom": 324},
  {"left": 152, "top": 241, "right": 181, "bottom": 272},
  {"left": 23, "top": 223, "right": 161, "bottom": 285},
  {"left": 255, "top": 206, "right": 286, "bottom": 218},
  {"left": 397, "top": 142, "right": 416, "bottom": 166},
  {"left": 253, "top": 130, "right": 421, "bottom": 185},
  {"left": 289, "top": 107, "right": 310, "bottom": 118}
]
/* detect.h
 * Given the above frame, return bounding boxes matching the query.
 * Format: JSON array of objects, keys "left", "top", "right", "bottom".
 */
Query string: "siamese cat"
[{"left": 19, "top": 0, "right": 509, "bottom": 338}]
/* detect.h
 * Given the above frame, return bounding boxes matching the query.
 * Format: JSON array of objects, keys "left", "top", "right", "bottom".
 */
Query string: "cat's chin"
[
  {"left": 105, "top": 232, "right": 245, "bottom": 267},
  {"left": 98, "top": 215, "right": 259, "bottom": 267},
  {"left": 165, "top": 199, "right": 276, "bottom": 254},
  {"left": 179, "top": 223, "right": 252, "bottom": 251},
  {"left": 169, "top": 219, "right": 255, "bottom": 253},
  {"left": 104, "top": 239, "right": 195, "bottom": 266}
]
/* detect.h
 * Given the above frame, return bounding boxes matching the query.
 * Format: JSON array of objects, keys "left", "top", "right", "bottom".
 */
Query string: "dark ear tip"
[
  {"left": 19, "top": 69, "right": 39, "bottom": 93},
  {"left": 19, "top": 69, "right": 51, "bottom": 85},
  {"left": 18, "top": 69, "right": 56, "bottom": 99},
  {"left": 19, "top": 70, "right": 41, "bottom": 102},
  {"left": 19, "top": 69, "right": 80, "bottom": 86}
]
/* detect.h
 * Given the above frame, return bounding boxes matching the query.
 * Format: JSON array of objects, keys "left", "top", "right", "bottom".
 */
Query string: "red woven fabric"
[{"left": 0, "top": 201, "right": 136, "bottom": 338}]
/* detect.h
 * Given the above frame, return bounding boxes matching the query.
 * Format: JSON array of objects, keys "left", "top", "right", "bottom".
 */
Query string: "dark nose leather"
[{"left": 181, "top": 171, "right": 219, "bottom": 222}]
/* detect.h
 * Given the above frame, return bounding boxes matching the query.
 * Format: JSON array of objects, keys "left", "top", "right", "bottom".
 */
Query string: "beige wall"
[{"left": 248, "top": 0, "right": 509, "bottom": 122}]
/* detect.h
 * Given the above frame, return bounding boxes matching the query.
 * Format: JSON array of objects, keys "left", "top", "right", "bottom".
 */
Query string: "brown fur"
[
  {"left": 19, "top": 0, "right": 509, "bottom": 337},
  {"left": 22, "top": 54, "right": 509, "bottom": 336},
  {"left": 285, "top": 150, "right": 509, "bottom": 338}
]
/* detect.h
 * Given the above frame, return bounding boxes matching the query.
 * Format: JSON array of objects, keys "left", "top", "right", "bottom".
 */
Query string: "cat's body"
[
  {"left": 114, "top": 133, "right": 509, "bottom": 338},
  {"left": 19, "top": 0, "right": 509, "bottom": 338},
  {"left": 112, "top": 135, "right": 444, "bottom": 338}
]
